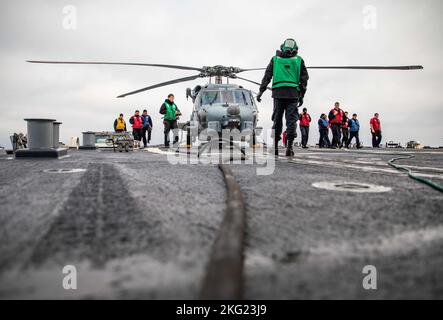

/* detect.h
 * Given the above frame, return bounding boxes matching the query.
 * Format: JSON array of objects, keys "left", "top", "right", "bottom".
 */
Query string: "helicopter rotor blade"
[
  {"left": 237, "top": 68, "right": 266, "bottom": 73},
  {"left": 117, "top": 74, "right": 201, "bottom": 98},
  {"left": 236, "top": 65, "right": 424, "bottom": 72},
  {"left": 307, "top": 65, "right": 423, "bottom": 70},
  {"left": 27, "top": 60, "right": 204, "bottom": 72},
  {"left": 233, "top": 76, "right": 262, "bottom": 86},
  {"left": 234, "top": 76, "right": 272, "bottom": 91}
]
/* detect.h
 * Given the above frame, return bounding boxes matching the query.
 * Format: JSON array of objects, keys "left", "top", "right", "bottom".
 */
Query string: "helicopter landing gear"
[
  {"left": 249, "top": 131, "right": 257, "bottom": 150},
  {"left": 186, "top": 126, "right": 192, "bottom": 148},
  {"left": 274, "top": 135, "right": 279, "bottom": 156},
  {"left": 197, "top": 138, "right": 245, "bottom": 161}
]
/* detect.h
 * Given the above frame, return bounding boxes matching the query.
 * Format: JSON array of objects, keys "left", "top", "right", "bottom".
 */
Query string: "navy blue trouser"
[
  {"left": 142, "top": 127, "right": 152, "bottom": 146},
  {"left": 372, "top": 131, "right": 382, "bottom": 147},
  {"left": 300, "top": 126, "right": 309, "bottom": 147},
  {"left": 341, "top": 128, "right": 349, "bottom": 146},
  {"left": 319, "top": 129, "right": 331, "bottom": 148},
  {"left": 347, "top": 131, "right": 361, "bottom": 148},
  {"left": 272, "top": 98, "right": 299, "bottom": 145},
  {"left": 164, "top": 120, "right": 178, "bottom": 146},
  {"left": 331, "top": 123, "right": 342, "bottom": 148}
]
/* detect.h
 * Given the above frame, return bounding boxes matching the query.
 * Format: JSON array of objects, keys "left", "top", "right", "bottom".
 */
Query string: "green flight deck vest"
[
  {"left": 272, "top": 55, "right": 302, "bottom": 89},
  {"left": 164, "top": 101, "right": 177, "bottom": 121}
]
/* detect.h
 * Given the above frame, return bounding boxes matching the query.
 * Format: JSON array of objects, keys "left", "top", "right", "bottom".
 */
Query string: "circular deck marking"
[
  {"left": 312, "top": 181, "right": 391, "bottom": 193},
  {"left": 43, "top": 168, "right": 86, "bottom": 174}
]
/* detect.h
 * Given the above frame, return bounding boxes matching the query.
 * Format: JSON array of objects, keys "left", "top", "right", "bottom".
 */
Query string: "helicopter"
[{"left": 27, "top": 60, "right": 423, "bottom": 148}]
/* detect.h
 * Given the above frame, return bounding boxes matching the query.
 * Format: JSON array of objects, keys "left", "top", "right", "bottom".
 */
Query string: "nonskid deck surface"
[{"left": 0, "top": 148, "right": 442, "bottom": 299}]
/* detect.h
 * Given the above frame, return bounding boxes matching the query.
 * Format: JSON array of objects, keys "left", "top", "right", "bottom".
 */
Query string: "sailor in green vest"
[
  {"left": 257, "top": 38, "right": 309, "bottom": 156},
  {"left": 159, "top": 93, "right": 182, "bottom": 147}
]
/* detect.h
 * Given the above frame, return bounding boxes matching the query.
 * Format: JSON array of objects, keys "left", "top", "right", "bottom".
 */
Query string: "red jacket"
[
  {"left": 329, "top": 108, "right": 344, "bottom": 124},
  {"left": 299, "top": 113, "right": 311, "bottom": 127},
  {"left": 370, "top": 117, "right": 381, "bottom": 132},
  {"left": 130, "top": 115, "right": 143, "bottom": 129}
]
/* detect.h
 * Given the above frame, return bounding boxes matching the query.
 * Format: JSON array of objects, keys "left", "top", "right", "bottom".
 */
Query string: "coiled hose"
[{"left": 388, "top": 154, "right": 443, "bottom": 193}]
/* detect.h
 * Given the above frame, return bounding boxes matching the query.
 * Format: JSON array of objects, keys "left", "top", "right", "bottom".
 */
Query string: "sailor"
[
  {"left": 141, "top": 109, "right": 153, "bottom": 148},
  {"left": 328, "top": 102, "right": 344, "bottom": 149},
  {"left": 346, "top": 113, "right": 362, "bottom": 149},
  {"left": 129, "top": 110, "right": 144, "bottom": 149},
  {"left": 113, "top": 113, "right": 126, "bottom": 133},
  {"left": 370, "top": 113, "right": 382, "bottom": 148},
  {"left": 159, "top": 94, "right": 182, "bottom": 148},
  {"left": 318, "top": 113, "right": 331, "bottom": 148},
  {"left": 257, "top": 38, "right": 309, "bottom": 156},
  {"left": 299, "top": 107, "right": 311, "bottom": 149}
]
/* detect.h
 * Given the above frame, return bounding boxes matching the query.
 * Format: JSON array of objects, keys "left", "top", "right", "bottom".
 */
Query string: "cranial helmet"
[{"left": 280, "top": 38, "right": 298, "bottom": 55}]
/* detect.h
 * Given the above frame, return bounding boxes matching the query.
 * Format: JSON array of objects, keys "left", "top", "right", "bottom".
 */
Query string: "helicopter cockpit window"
[
  {"left": 234, "top": 90, "right": 253, "bottom": 106},
  {"left": 221, "top": 91, "right": 235, "bottom": 104},
  {"left": 201, "top": 91, "right": 221, "bottom": 105},
  {"left": 201, "top": 90, "right": 254, "bottom": 106}
]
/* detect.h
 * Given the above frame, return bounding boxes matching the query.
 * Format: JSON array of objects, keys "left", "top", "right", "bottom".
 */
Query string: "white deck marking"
[
  {"left": 278, "top": 152, "right": 443, "bottom": 179},
  {"left": 146, "top": 148, "right": 443, "bottom": 179},
  {"left": 309, "top": 226, "right": 443, "bottom": 258},
  {"left": 145, "top": 147, "right": 176, "bottom": 155},
  {"left": 289, "top": 157, "right": 401, "bottom": 174},
  {"left": 312, "top": 181, "right": 392, "bottom": 193}
]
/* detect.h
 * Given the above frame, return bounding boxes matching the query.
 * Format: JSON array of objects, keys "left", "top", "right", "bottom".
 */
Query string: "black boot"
[
  {"left": 286, "top": 146, "right": 294, "bottom": 157},
  {"left": 274, "top": 135, "right": 280, "bottom": 156},
  {"left": 286, "top": 140, "right": 294, "bottom": 157}
]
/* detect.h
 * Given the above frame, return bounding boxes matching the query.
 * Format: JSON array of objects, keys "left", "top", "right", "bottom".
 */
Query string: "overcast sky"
[{"left": 1, "top": 0, "right": 442, "bottom": 147}]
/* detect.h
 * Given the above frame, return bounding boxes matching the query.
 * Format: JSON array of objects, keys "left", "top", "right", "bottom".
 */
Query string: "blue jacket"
[
  {"left": 141, "top": 114, "right": 153, "bottom": 129},
  {"left": 349, "top": 118, "right": 360, "bottom": 132},
  {"left": 318, "top": 118, "right": 328, "bottom": 130}
]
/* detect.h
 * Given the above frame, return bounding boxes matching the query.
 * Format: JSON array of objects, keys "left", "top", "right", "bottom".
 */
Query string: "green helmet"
[{"left": 280, "top": 38, "right": 298, "bottom": 55}]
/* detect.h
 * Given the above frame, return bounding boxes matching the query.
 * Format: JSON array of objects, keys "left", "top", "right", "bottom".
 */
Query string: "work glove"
[
  {"left": 256, "top": 91, "right": 263, "bottom": 102},
  {"left": 298, "top": 97, "right": 304, "bottom": 107}
]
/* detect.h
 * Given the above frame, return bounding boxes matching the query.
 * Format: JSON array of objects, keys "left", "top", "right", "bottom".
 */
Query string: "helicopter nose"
[{"left": 227, "top": 105, "right": 240, "bottom": 116}]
